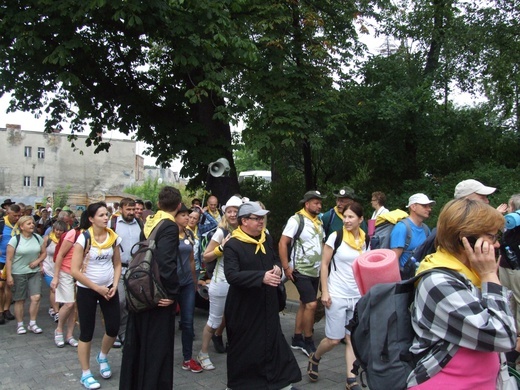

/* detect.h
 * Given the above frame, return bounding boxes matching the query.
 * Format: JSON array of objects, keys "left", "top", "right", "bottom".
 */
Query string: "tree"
[{"left": 0, "top": 0, "right": 254, "bottom": 193}]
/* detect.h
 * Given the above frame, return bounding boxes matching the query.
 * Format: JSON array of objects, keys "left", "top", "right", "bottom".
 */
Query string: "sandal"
[
  {"left": 346, "top": 378, "right": 362, "bottom": 390},
  {"left": 17, "top": 325, "right": 27, "bottom": 335},
  {"left": 54, "top": 330, "right": 65, "bottom": 348},
  {"left": 28, "top": 323, "right": 42, "bottom": 334},
  {"left": 66, "top": 337, "right": 79, "bottom": 347},
  {"left": 80, "top": 373, "right": 100, "bottom": 389},
  {"left": 307, "top": 352, "right": 320, "bottom": 382},
  {"left": 96, "top": 352, "right": 112, "bottom": 379},
  {"left": 197, "top": 352, "right": 215, "bottom": 370}
]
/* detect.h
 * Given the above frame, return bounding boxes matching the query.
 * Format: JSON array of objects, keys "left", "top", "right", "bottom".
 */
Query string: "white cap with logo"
[{"left": 406, "top": 193, "right": 436, "bottom": 208}]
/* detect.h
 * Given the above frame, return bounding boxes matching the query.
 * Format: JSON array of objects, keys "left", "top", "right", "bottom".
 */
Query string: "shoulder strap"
[
  {"left": 33, "top": 233, "right": 43, "bottom": 245},
  {"left": 401, "top": 218, "right": 413, "bottom": 252},
  {"left": 326, "top": 208, "right": 335, "bottom": 235},
  {"left": 414, "top": 267, "right": 470, "bottom": 288},
  {"left": 14, "top": 234, "right": 21, "bottom": 250},
  {"left": 135, "top": 217, "right": 144, "bottom": 231},
  {"left": 289, "top": 214, "right": 305, "bottom": 261},
  {"left": 110, "top": 216, "right": 117, "bottom": 231},
  {"left": 330, "top": 228, "right": 343, "bottom": 272}
]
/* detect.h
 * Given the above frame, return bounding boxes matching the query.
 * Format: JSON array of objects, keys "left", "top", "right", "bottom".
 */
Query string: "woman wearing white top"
[
  {"left": 197, "top": 195, "right": 242, "bottom": 370},
  {"left": 71, "top": 202, "right": 122, "bottom": 390},
  {"left": 307, "top": 202, "right": 367, "bottom": 390},
  {"left": 370, "top": 191, "right": 389, "bottom": 219}
]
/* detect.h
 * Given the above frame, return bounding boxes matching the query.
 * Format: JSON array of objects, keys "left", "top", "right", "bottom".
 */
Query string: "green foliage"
[
  {"left": 52, "top": 186, "right": 71, "bottom": 209},
  {"left": 124, "top": 178, "right": 166, "bottom": 211}
]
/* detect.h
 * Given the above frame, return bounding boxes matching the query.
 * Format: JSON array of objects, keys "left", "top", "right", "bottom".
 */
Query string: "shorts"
[
  {"left": 324, "top": 296, "right": 359, "bottom": 339},
  {"left": 207, "top": 281, "right": 229, "bottom": 329},
  {"left": 12, "top": 272, "right": 42, "bottom": 301},
  {"left": 293, "top": 271, "right": 319, "bottom": 304},
  {"left": 43, "top": 274, "right": 53, "bottom": 287},
  {"left": 55, "top": 271, "right": 76, "bottom": 303}
]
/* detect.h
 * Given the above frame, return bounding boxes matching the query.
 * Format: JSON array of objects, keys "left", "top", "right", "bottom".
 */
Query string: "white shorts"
[
  {"left": 206, "top": 281, "right": 229, "bottom": 329},
  {"left": 324, "top": 296, "right": 359, "bottom": 340},
  {"left": 55, "top": 271, "right": 76, "bottom": 303}
]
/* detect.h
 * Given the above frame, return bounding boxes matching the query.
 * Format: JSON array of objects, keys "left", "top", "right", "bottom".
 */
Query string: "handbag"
[
  {"left": 497, "top": 353, "right": 518, "bottom": 390},
  {"left": 277, "top": 283, "right": 287, "bottom": 312}
]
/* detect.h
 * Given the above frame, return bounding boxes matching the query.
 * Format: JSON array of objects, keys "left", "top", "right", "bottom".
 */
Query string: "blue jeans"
[{"left": 178, "top": 282, "right": 196, "bottom": 361}]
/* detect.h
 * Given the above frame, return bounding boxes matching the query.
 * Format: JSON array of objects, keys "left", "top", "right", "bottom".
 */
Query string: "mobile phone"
[{"left": 464, "top": 236, "right": 478, "bottom": 249}]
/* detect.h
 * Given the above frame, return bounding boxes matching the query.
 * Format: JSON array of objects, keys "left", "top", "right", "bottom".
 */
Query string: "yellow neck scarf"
[
  {"left": 4, "top": 216, "right": 20, "bottom": 236},
  {"left": 231, "top": 226, "right": 267, "bottom": 254},
  {"left": 49, "top": 231, "right": 59, "bottom": 244},
  {"left": 417, "top": 248, "right": 481, "bottom": 288},
  {"left": 187, "top": 225, "right": 198, "bottom": 237},
  {"left": 208, "top": 209, "right": 221, "bottom": 220},
  {"left": 143, "top": 210, "right": 176, "bottom": 238},
  {"left": 297, "top": 208, "right": 322, "bottom": 234},
  {"left": 87, "top": 227, "right": 119, "bottom": 254},
  {"left": 342, "top": 227, "right": 366, "bottom": 254},
  {"left": 334, "top": 206, "right": 344, "bottom": 220}
]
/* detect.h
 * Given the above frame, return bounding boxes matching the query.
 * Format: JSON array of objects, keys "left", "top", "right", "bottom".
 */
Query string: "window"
[
  {"left": 37, "top": 147, "right": 45, "bottom": 159},
  {"left": 37, "top": 176, "right": 44, "bottom": 187},
  {"left": 24, "top": 146, "right": 32, "bottom": 157},
  {"left": 23, "top": 176, "right": 31, "bottom": 187}
]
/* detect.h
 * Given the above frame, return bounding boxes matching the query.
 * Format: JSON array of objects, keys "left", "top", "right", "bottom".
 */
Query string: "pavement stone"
[{"left": 0, "top": 283, "right": 352, "bottom": 389}]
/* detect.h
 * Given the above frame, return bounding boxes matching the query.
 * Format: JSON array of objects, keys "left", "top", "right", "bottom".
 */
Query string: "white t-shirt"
[
  {"left": 75, "top": 233, "right": 122, "bottom": 288},
  {"left": 325, "top": 232, "right": 365, "bottom": 298},
  {"left": 210, "top": 227, "right": 229, "bottom": 284},
  {"left": 42, "top": 240, "right": 57, "bottom": 277}
]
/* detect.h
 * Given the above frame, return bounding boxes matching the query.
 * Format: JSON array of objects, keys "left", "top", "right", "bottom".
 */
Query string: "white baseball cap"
[
  {"left": 454, "top": 179, "right": 496, "bottom": 199},
  {"left": 406, "top": 193, "right": 436, "bottom": 208},
  {"left": 222, "top": 196, "right": 243, "bottom": 212}
]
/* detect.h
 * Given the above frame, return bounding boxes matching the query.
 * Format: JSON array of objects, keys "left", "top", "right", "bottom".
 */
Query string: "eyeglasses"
[
  {"left": 247, "top": 216, "right": 265, "bottom": 222},
  {"left": 484, "top": 233, "right": 499, "bottom": 243}
]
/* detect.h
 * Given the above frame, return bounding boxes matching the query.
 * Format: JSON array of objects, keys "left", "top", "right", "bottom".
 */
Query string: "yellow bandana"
[
  {"left": 232, "top": 226, "right": 267, "bottom": 254},
  {"left": 87, "top": 227, "right": 119, "bottom": 254},
  {"left": 208, "top": 209, "right": 221, "bottom": 220},
  {"left": 297, "top": 208, "right": 323, "bottom": 234},
  {"left": 187, "top": 225, "right": 198, "bottom": 238},
  {"left": 417, "top": 248, "right": 481, "bottom": 288},
  {"left": 342, "top": 227, "right": 366, "bottom": 254},
  {"left": 143, "top": 210, "right": 176, "bottom": 238},
  {"left": 333, "top": 206, "right": 344, "bottom": 220},
  {"left": 4, "top": 216, "right": 20, "bottom": 236},
  {"left": 49, "top": 231, "right": 59, "bottom": 244}
]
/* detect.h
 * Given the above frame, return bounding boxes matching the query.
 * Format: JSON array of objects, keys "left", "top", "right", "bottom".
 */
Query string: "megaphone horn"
[{"left": 208, "top": 157, "right": 230, "bottom": 177}]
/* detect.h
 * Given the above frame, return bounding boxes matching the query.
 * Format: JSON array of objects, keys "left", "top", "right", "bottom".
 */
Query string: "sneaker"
[
  {"left": 182, "top": 358, "right": 203, "bottom": 373},
  {"left": 290, "top": 336, "right": 307, "bottom": 355},
  {"left": 48, "top": 307, "right": 55, "bottom": 318},
  {"left": 53, "top": 313, "right": 59, "bottom": 323},
  {"left": 212, "top": 334, "right": 226, "bottom": 354},
  {"left": 113, "top": 336, "right": 122, "bottom": 349},
  {"left": 4, "top": 310, "right": 14, "bottom": 321},
  {"left": 303, "top": 339, "right": 317, "bottom": 356}
]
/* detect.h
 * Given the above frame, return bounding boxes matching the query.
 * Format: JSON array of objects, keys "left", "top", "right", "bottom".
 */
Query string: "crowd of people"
[{"left": 0, "top": 178, "right": 518, "bottom": 389}]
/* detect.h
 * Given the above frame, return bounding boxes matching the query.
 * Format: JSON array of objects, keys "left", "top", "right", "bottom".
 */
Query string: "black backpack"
[
  {"left": 347, "top": 268, "right": 467, "bottom": 390},
  {"left": 123, "top": 220, "right": 168, "bottom": 313}
]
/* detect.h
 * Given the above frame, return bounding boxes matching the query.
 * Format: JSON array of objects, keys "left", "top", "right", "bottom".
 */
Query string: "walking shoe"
[
  {"left": 53, "top": 313, "right": 59, "bottom": 323},
  {"left": 80, "top": 373, "right": 100, "bottom": 389},
  {"left": 182, "top": 358, "right": 203, "bottom": 373},
  {"left": 4, "top": 310, "right": 14, "bottom": 321},
  {"left": 303, "top": 339, "right": 317, "bottom": 356},
  {"left": 113, "top": 336, "right": 122, "bottom": 348},
  {"left": 290, "top": 336, "right": 308, "bottom": 356},
  {"left": 0, "top": 312, "right": 5, "bottom": 325},
  {"left": 212, "top": 334, "right": 226, "bottom": 353},
  {"left": 48, "top": 307, "right": 55, "bottom": 318},
  {"left": 197, "top": 352, "right": 215, "bottom": 370}
]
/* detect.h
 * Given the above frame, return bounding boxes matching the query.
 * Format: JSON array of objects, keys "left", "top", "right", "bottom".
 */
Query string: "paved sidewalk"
[{"left": 0, "top": 283, "right": 351, "bottom": 390}]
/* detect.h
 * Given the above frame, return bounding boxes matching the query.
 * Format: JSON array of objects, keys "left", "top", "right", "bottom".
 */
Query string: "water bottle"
[{"left": 505, "top": 246, "right": 520, "bottom": 270}]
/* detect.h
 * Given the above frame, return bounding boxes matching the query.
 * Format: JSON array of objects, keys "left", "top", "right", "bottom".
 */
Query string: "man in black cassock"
[{"left": 224, "top": 201, "right": 302, "bottom": 390}]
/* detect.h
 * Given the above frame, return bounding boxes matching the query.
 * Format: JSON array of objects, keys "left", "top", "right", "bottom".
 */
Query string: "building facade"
[{"left": 0, "top": 124, "right": 145, "bottom": 206}]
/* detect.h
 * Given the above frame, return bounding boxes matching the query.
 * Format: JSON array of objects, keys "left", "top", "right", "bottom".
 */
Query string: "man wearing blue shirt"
[{"left": 390, "top": 193, "right": 435, "bottom": 279}]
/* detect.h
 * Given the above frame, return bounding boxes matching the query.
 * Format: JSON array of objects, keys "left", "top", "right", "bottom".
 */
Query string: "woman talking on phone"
[{"left": 407, "top": 198, "right": 516, "bottom": 389}]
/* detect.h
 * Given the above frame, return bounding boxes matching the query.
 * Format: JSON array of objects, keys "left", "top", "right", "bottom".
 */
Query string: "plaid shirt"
[{"left": 407, "top": 272, "right": 516, "bottom": 386}]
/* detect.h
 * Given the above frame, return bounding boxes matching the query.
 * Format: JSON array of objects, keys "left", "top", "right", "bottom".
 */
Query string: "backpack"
[
  {"left": 53, "top": 229, "right": 82, "bottom": 262},
  {"left": 287, "top": 214, "right": 305, "bottom": 264},
  {"left": 202, "top": 227, "right": 229, "bottom": 278},
  {"left": 13, "top": 233, "right": 43, "bottom": 250},
  {"left": 347, "top": 268, "right": 467, "bottom": 390},
  {"left": 123, "top": 220, "right": 168, "bottom": 313},
  {"left": 370, "top": 210, "right": 429, "bottom": 253}
]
